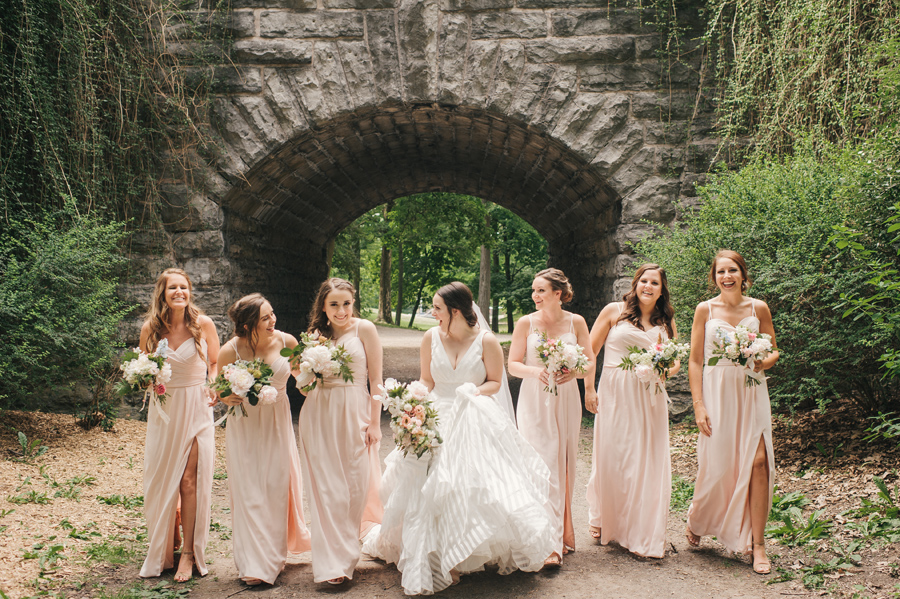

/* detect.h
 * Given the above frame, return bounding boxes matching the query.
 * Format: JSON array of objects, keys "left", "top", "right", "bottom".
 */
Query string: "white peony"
[
  {"left": 257, "top": 385, "right": 278, "bottom": 405},
  {"left": 634, "top": 364, "right": 656, "bottom": 382},
  {"left": 227, "top": 369, "right": 255, "bottom": 397},
  {"left": 407, "top": 380, "right": 429, "bottom": 399},
  {"left": 561, "top": 345, "right": 580, "bottom": 367},
  {"left": 157, "top": 363, "right": 172, "bottom": 385}
]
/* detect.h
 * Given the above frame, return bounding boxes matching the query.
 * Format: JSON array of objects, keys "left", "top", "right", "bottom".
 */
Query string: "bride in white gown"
[{"left": 364, "top": 282, "right": 554, "bottom": 595}]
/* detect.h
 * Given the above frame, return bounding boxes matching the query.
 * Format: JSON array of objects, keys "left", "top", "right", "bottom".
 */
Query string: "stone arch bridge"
[{"left": 128, "top": 0, "right": 714, "bottom": 337}]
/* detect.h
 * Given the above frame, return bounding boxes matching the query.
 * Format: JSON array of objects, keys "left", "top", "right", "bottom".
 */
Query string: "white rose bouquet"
[
  {"left": 374, "top": 378, "right": 442, "bottom": 459},
  {"left": 209, "top": 358, "right": 277, "bottom": 418},
  {"left": 117, "top": 339, "right": 173, "bottom": 422},
  {"left": 618, "top": 337, "right": 690, "bottom": 395},
  {"left": 707, "top": 325, "right": 773, "bottom": 387},
  {"left": 281, "top": 331, "right": 354, "bottom": 393},
  {"left": 535, "top": 332, "right": 589, "bottom": 395}
]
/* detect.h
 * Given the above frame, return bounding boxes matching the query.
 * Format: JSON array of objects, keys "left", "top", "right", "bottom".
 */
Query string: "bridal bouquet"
[
  {"left": 117, "top": 339, "right": 172, "bottom": 414},
  {"left": 209, "top": 359, "right": 277, "bottom": 418},
  {"left": 374, "top": 379, "right": 442, "bottom": 459},
  {"left": 280, "top": 331, "right": 353, "bottom": 393},
  {"left": 707, "top": 325, "right": 773, "bottom": 387},
  {"left": 535, "top": 332, "right": 589, "bottom": 395},
  {"left": 618, "top": 337, "right": 690, "bottom": 395}
]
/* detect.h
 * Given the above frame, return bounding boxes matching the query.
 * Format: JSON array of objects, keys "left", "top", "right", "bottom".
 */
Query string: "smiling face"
[
  {"left": 164, "top": 274, "right": 191, "bottom": 311},
  {"left": 532, "top": 276, "right": 561, "bottom": 311},
  {"left": 714, "top": 257, "right": 744, "bottom": 293},
  {"left": 324, "top": 288, "right": 354, "bottom": 328},
  {"left": 431, "top": 293, "right": 452, "bottom": 332},
  {"left": 253, "top": 301, "right": 277, "bottom": 340},
  {"left": 635, "top": 269, "right": 663, "bottom": 305}
]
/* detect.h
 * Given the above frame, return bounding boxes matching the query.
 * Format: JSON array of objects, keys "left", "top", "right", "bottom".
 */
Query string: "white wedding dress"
[{"left": 363, "top": 329, "right": 555, "bottom": 595}]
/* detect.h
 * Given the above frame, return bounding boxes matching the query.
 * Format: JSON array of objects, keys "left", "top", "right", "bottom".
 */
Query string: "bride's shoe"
[
  {"left": 589, "top": 526, "right": 601, "bottom": 540},
  {"left": 544, "top": 553, "right": 562, "bottom": 568},
  {"left": 242, "top": 577, "right": 263, "bottom": 586},
  {"left": 326, "top": 576, "right": 347, "bottom": 585}
]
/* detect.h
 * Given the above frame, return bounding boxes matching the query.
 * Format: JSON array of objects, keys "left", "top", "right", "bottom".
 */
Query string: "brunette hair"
[
  {"left": 534, "top": 267, "right": 574, "bottom": 304},
  {"left": 436, "top": 282, "right": 478, "bottom": 328},
  {"left": 307, "top": 278, "right": 358, "bottom": 339},
  {"left": 618, "top": 263, "right": 676, "bottom": 338},
  {"left": 708, "top": 249, "right": 752, "bottom": 292},
  {"left": 228, "top": 293, "right": 270, "bottom": 355},
  {"left": 143, "top": 268, "right": 205, "bottom": 360}
]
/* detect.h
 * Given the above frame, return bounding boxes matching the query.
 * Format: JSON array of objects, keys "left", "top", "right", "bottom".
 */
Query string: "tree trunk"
[
  {"left": 492, "top": 251, "right": 500, "bottom": 332},
  {"left": 477, "top": 201, "right": 491, "bottom": 323},
  {"left": 377, "top": 206, "right": 393, "bottom": 323},
  {"left": 408, "top": 277, "right": 427, "bottom": 328},
  {"left": 505, "top": 250, "right": 515, "bottom": 332},
  {"left": 394, "top": 242, "right": 404, "bottom": 327},
  {"left": 352, "top": 235, "right": 361, "bottom": 309}
]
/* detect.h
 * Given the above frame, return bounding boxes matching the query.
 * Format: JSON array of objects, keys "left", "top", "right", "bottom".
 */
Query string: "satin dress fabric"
[
  {"left": 515, "top": 314, "right": 580, "bottom": 556},
  {"left": 225, "top": 334, "right": 311, "bottom": 584},
  {"left": 298, "top": 322, "right": 383, "bottom": 583},
  {"left": 140, "top": 339, "right": 215, "bottom": 577},
  {"left": 586, "top": 308, "right": 672, "bottom": 558},
  {"left": 363, "top": 330, "right": 555, "bottom": 595},
  {"left": 686, "top": 300, "right": 775, "bottom": 554}
]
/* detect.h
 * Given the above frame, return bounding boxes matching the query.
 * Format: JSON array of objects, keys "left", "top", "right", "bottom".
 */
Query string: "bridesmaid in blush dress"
[
  {"left": 139, "top": 268, "right": 219, "bottom": 582},
  {"left": 685, "top": 250, "right": 779, "bottom": 575},
  {"left": 217, "top": 294, "right": 311, "bottom": 586},
  {"left": 583, "top": 264, "right": 679, "bottom": 558},
  {"left": 508, "top": 268, "right": 592, "bottom": 567},
  {"left": 298, "top": 278, "right": 384, "bottom": 585}
]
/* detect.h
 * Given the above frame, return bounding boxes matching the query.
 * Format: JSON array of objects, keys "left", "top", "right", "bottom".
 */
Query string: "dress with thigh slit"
[
  {"left": 686, "top": 299, "right": 775, "bottom": 554},
  {"left": 140, "top": 339, "right": 215, "bottom": 577}
]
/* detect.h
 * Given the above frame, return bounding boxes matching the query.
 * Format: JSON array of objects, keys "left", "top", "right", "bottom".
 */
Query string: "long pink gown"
[
  {"left": 225, "top": 334, "right": 311, "bottom": 584},
  {"left": 516, "top": 314, "right": 580, "bottom": 556},
  {"left": 299, "top": 321, "right": 383, "bottom": 583},
  {"left": 686, "top": 299, "right": 775, "bottom": 554},
  {"left": 586, "top": 305, "right": 671, "bottom": 558},
  {"left": 140, "top": 339, "right": 214, "bottom": 577}
]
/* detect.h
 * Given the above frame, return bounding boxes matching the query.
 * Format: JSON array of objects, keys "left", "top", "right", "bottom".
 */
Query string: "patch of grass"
[
  {"left": 209, "top": 521, "right": 231, "bottom": 540},
  {"left": 845, "top": 477, "right": 900, "bottom": 542},
  {"left": 96, "top": 494, "right": 143, "bottom": 510},
  {"left": 213, "top": 468, "right": 227, "bottom": 480},
  {"left": 671, "top": 475, "right": 694, "bottom": 512},
  {"left": 23, "top": 541, "right": 66, "bottom": 575},
  {"left": 8, "top": 490, "right": 51, "bottom": 505},
  {"left": 59, "top": 519, "right": 101, "bottom": 541},
  {"left": 95, "top": 581, "right": 192, "bottom": 599},
  {"left": 769, "top": 489, "right": 810, "bottom": 523},
  {"left": 85, "top": 540, "right": 135, "bottom": 565},
  {"left": 11, "top": 431, "right": 48, "bottom": 463},
  {"left": 581, "top": 416, "right": 594, "bottom": 429},
  {"left": 768, "top": 556, "right": 856, "bottom": 589},
  {"left": 767, "top": 509, "right": 832, "bottom": 546}
]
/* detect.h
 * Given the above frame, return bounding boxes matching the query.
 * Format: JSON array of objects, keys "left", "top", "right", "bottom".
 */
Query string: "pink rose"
[
  {"left": 155, "top": 384, "right": 166, "bottom": 395},
  {"left": 748, "top": 332, "right": 757, "bottom": 341}
]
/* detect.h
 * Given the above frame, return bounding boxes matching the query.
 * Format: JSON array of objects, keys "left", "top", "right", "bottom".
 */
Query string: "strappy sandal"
[
  {"left": 544, "top": 553, "right": 562, "bottom": 568},
  {"left": 174, "top": 551, "right": 194, "bottom": 583},
  {"left": 326, "top": 576, "right": 346, "bottom": 585},
  {"left": 752, "top": 542, "right": 771, "bottom": 575},
  {"left": 685, "top": 525, "right": 701, "bottom": 547},
  {"left": 589, "top": 526, "right": 601, "bottom": 539}
]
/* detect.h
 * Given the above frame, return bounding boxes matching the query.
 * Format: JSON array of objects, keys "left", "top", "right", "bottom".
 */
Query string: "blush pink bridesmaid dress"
[
  {"left": 586, "top": 303, "right": 671, "bottom": 558},
  {"left": 686, "top": 299, "right": 774, "bottom": 554},
  {"left": 298, "top": 321, "right": 383, "bottom": 583},
  {"left": 225, "top": 333, "right": 311, "bottom": 584},
  {"left": 140, "top": 339, "right": 215, "bottom": 577},
  {"left": 516, "top": 314, "right": 580, "bottom": 557}
]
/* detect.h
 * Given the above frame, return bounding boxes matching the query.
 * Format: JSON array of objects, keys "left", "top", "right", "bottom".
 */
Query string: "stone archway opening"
[{"left": 221, "top": 104, "right": 621, "bottom": 333}]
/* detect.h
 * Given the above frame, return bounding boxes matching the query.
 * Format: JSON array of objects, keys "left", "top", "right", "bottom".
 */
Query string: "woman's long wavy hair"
[
  {"left": 143, "top": 268, "right": 205, "bottom": 360},
  {"left": 436, "top": 282, "right": 478, "bottom": 329},
  {"left": 307, "top": 278, "right": 358, "bottom": 339},
  {"left": 228, "top": 293, "right": 269, "bottom": 356},
  {"left": 618, "top": 263, "right": 676, "bottom": 338}
]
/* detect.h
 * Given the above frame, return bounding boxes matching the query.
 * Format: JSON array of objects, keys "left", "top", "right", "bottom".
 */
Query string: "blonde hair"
[{"left": 143, "top": 268, "right": 205, "bottom": 360}]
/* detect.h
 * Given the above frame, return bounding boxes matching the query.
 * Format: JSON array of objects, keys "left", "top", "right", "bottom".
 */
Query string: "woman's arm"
[
  {"left": 200, "top": 316, "right": 220, "bottom": 396},
  {"left": 689, "top": 303, "right": 711, "bottom": 437},
  {"left": 507, "top": 315, "right": 543, "bottom": 380},
  {"left": 583, "top": 303, "right": 618, "bottom": 414},
  {"left": 753, "top": 301, "right": 780, "bottom": 372},
  {"left": 479, "top": 333, "right": 504, "bottom": 397},
  {"left": 419, "top": 329, "right": 435, "bottom": 391},
  {"left": 358, "top": 320, "right": 384, "bottom": 447},
  {"left": 667, "top": 321, "right": 681, "bottom": 379}
]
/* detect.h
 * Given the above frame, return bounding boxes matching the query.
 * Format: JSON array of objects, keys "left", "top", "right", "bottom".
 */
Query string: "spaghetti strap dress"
[
  {"left": 225, "top": 333, "right": 311, "bottom": 584},
  {"left": 298, "top": 321, "right": 383, "bottom": 583},
  {"left": 515, "top": 314, "right": 580, "bottom": 556},
  {"left": 140, "top": 339, "right": 215, "bottom": 577},
  {"left": 686, "top": 299, "right": 775, "bottom": 554},
  {"left": 586, "top": 303, "right": 672, "bottom": 558}
]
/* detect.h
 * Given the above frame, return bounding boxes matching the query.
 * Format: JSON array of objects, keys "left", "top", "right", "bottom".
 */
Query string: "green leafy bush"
[
  {"left": 0, "top": 206, "right": 131, "bottom": 407},
  {"left": 636, "top": 143, "right": 900, "bottom": 413}
]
